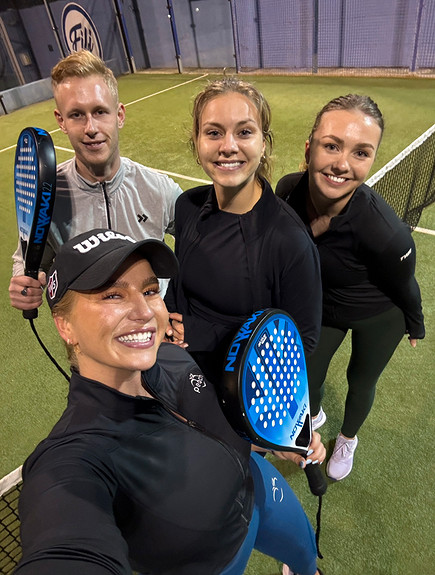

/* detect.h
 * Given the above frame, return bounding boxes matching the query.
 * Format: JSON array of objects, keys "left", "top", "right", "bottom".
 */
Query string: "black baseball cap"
[{"left": 46, "top": 229, "right": 178, "bottom": 309}]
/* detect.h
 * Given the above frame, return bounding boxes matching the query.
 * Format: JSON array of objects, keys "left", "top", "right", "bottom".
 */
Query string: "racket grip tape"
[
  {"left": 304, "top": 463, "right": 327, "bottom": 496},
  {"left": 22, "top": 269, "right": 39, "bottom": 320}
]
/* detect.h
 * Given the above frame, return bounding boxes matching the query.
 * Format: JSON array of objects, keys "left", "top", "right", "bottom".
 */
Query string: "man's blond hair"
[{"left": 51, "top": 50, "right": 118, "bottom": 103}]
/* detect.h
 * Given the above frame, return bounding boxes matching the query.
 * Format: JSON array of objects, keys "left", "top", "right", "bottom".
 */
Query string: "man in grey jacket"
[{"left": 9, "top": 50, "right": 182, "bottom": 311}]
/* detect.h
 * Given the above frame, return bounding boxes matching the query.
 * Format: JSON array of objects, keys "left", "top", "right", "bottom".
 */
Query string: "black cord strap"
[
  {"left": 315, "top": 494, "right": 323, "bottom": 559},
  {"left": 29, "top": 318, "right": 70, "bottom": 383}
]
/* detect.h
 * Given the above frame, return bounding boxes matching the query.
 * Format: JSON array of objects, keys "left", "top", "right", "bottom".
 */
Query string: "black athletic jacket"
[
  {"left": 276, "top": 171, "right": 425, "bottom": 339},
  {"left": 164, "top": 180, "right": 322, "bottom": 383},
  {"left": 16, "top": 344, "right": 253, "bottom": 575}
]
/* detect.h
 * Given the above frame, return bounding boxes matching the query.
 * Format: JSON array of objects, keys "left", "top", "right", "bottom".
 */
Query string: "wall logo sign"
[{"left": 62, "top": 3, "right": 103, "bottom": 58}]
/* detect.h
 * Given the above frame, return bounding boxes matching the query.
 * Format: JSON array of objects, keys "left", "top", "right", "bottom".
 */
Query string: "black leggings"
[{"left": 307, "top": 306, "right": 406, "bottom": 438}]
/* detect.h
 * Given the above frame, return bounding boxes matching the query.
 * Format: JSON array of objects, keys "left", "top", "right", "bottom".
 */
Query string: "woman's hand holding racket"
[{"left": 272, "top": 430, "right": 325, "bottom": 468}]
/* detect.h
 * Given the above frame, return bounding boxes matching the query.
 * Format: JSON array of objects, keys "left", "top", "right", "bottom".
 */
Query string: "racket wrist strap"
[
  {"left": 315, "top": 494, "right": 323, "bottom": 559},
  {"left": 29, "top": 319, "right": 70, "bottom": 383}
]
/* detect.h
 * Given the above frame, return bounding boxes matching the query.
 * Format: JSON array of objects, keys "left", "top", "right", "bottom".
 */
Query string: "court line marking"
[
  {"left": 4, "top": 137, "right": 435, "bottom": 224},
  {"left": 414, "top": 226, "right": 435, "bottom": 235},
  {"left": 6, "top": 137, "right": 435, "bottom": 219},
  {"left": 0, "top": 73, "right": 209, "bottom": 150},
  {"left": 44, "top": 144, "right": 212, "bottom": 184},
  {"left": 0, "top": 75, "right": 211, "bottom": 184},
  {"left": 124, "top": 73, "right": 209, "bottom": 107},
  {"left": 148, "top": 167, "right": 211, "bottom": 185}
]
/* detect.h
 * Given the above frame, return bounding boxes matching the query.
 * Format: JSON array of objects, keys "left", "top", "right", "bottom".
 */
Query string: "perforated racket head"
[
  {"left": 14, "top": 127, "right": 56, "bottom": 278},
  {"left": 221, "top": 309, "right": 312, "bottom": 454}
]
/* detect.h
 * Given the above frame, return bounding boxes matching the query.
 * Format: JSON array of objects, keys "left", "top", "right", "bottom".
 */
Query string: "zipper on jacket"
[
  {"left": 142, "top": 373, "right": 249, "bottom": 482},
  {"left": 185, "top": 418, "right": 248, "bottom": 481},
  {"left": 186, "top": 418, "right": 254, "bottom": 526},
  {"left": 140, "top": 386, "right": 253, "bottom": 525},
  {"left": 102, "top": 182, "right": 112, "bottom": 229}
]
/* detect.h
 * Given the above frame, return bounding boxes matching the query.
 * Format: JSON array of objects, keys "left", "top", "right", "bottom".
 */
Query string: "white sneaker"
[
  {"left": 327, "top": 434, "right": 358, "bottom": 480},
  {"left": 311, "top": 406, "right": 327, "bottom": 431}
]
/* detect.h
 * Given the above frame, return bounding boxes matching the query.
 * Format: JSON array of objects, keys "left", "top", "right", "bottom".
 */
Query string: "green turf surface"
[{"left": 1, "top": 73, "right": 434, "bottom": 574}]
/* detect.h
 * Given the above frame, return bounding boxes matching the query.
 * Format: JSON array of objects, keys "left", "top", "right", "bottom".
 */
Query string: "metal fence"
[{"left": 1, "top": 0, "right": 434, "bottom": 105}]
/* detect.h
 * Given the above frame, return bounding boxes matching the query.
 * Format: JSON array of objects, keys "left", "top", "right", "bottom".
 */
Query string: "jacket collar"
[
  {"left": 67, "top": 368, "right": 159, "bottom": 422},
  {"left": 197, "top": 179, "right": 277, "bottom": 238},
  {"left": 71, "top": 157, "right": 125, "bottom": 194}
]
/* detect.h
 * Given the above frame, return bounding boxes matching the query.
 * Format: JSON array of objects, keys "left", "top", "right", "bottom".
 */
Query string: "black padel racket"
[
  {"left": 14, "top": 127, "right": 56, "bottom": 319},
  {"left": 221, "top": 309, "right": 327, "bottom": 497}
]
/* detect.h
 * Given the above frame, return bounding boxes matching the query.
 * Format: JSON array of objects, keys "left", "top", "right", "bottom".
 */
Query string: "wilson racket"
[
  {"left": 221, "top": 308, "right": 327, "bottom": 497},
  {"left": 14, "top": 127, "right": 56, "bottom": 319}
]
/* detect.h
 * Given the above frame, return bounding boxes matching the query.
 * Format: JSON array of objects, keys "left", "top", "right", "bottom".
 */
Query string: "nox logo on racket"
[
  {"left": 34, "top": 127, "right": 48, "bottom": 136},
  {"left": 289, "top": 402, "right": 308, "bottom": 440},
  {"left": 33, "top": 185, "right": 53, "bottom": 244},
  {"left": 225, "top": 310, "right": 264, "bottom": 372}
]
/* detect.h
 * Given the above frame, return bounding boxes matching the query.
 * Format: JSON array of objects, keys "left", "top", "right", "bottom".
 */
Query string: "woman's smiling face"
[
  {"left": 55, "top": 255, "right": 168, "bottom": 387},
  {"left": 305, "top": 108, "right": 382, "bottom": 207},
  {"left": 196, "top": 92, "right": 265, "bottom": 196}
]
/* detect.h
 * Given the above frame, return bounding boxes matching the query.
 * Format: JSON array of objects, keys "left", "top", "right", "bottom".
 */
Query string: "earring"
[{"left": 67, "top": 338, "right": 71, "bottom": 345}]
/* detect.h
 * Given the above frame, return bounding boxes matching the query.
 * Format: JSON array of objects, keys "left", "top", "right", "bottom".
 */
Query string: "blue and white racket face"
[
  {"left": 14, "top": 129, "right": 38, "bottom": 244},
  {"left": 241, "top": 311, "right": 311, "bottom": 451}
]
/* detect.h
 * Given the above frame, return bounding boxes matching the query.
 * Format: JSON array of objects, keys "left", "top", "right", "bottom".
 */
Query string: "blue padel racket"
[
  {"left": 14, "top": 127, "right": 56, "bottom": 319},
  {"left": 222, "top": 309, "right": 327, "bottom": 497}
]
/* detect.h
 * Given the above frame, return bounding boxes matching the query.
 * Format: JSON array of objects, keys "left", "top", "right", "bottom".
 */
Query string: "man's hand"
[{"left": 9, "top": 272, "right": 46, "bottom": 311}]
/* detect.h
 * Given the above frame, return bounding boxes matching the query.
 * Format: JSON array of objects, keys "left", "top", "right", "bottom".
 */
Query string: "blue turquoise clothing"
[{"left": 221, "top": 452, "right": 318, "bottom": 575}]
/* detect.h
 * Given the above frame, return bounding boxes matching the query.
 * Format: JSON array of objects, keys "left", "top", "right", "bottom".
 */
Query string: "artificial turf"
[{"left": 0, "top": 73, "right": 434, "bottom": 574}]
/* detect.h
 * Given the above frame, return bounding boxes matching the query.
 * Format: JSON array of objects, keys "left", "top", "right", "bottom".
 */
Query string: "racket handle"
[
  {"left": 23, "top": 308, "right": 38, "bottom": 320},
  {"left": 304, "top": 464, "right": 327, "bottom": 496},
  {"left": 22, "top": 270, "right": 39, "bottom": 320}
]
